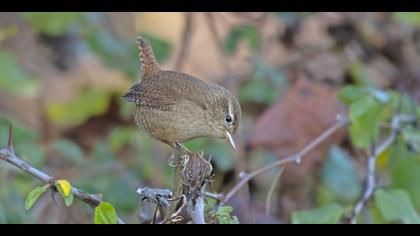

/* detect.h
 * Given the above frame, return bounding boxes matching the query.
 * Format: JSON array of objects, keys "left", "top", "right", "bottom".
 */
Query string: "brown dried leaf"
[{"left": 248, "top": 73, "right": 346, "bottom": 164}]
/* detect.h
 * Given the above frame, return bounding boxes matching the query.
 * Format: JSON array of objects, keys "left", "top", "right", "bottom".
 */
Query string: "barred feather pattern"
[{"left": 137, "top": 36, "right": 160, "bottom": 78}]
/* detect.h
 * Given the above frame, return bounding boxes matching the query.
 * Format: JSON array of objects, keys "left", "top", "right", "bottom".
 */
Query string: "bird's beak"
[{"left": 224, "top": 130, "right": 237, "bottom": 152}]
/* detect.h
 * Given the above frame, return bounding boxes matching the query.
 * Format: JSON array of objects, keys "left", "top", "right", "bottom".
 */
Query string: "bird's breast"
[{"left": 134, "top": 99, "right": 212, "bottom": 143}]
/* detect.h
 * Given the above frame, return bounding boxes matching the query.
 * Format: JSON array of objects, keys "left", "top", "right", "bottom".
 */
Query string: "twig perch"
[
  {"left": 164, "top": 147, "right": 212, "bottom": 224},
  {"left": 0, "top": 125, "right": 125, "bottom": 224}
]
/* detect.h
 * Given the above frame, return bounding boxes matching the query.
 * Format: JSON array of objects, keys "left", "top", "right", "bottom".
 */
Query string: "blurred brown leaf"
[
  {"left": 247, "top": 73, "right": 346, "bottom": 220},
  {"left": 248, "top": 75, "right": 345, "bottom": 158}
]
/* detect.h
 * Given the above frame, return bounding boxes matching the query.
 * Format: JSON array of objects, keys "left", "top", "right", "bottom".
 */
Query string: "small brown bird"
[{"left": 122, "top": 36, "right": 241, "bottom": 151}]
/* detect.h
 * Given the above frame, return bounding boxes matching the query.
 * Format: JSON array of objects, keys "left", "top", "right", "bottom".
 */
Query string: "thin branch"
[
  {"left": 265, "top": 167, "right": 284, "bottom": 215},
  {"left": 0, "top": 127, "right": 125, "bottom": 224},
  {"left": 350, "top": 114, "right": 416, "bottom": 224},
  {"left": 219, "top": 115, "right": 348, "bottom": 205},
  {"left": 174, "top": 13, "right": 193, "bottom": 71},
  {"left": 205, "top": 192, "right": 224, "bottom": 201}
]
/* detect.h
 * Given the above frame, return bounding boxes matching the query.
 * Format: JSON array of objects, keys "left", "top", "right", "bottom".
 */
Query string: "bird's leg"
[{"left": 167, "top": 142, "right": 191, "bottom": 167}]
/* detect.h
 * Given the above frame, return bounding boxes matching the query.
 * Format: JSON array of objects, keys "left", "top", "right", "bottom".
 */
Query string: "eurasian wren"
[{"left": 122, "top": 36, "right": 241, "bottom": 151}]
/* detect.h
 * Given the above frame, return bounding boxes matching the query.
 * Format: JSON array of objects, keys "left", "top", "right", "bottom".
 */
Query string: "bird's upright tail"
[{"left": 137, "top": 36, "right": 160, "bottom": 79}]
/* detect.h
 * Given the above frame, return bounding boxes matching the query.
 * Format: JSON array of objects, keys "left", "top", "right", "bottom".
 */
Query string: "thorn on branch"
[{"left": 7, "top": 123, "right": 14, "bottom": 154}]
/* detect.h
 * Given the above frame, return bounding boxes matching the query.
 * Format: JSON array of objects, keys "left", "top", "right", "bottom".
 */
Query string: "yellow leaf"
[
  {"left": 376, "top": 147, "right": 390, "bottom": 170},
  {"left": 56, "top": 179, "right": 72, "bottom": 197}
]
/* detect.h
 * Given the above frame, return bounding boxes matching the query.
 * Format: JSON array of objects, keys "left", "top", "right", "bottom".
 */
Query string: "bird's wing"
[
  {"left": 122, "top": 71, "right": 210, "bottom": 111},
  {"left": 122, "top": 79, "right": 178, "bottom": 110}
]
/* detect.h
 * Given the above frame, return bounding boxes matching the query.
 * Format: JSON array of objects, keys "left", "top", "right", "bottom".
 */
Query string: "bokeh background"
[{"left": 0, "top": 12, "right": 419, "bottom": 224}]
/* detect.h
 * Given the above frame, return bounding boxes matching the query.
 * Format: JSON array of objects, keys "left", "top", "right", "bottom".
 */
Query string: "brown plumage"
[{"left": 122, "top": 36, "right": 241, "bottom": 151}]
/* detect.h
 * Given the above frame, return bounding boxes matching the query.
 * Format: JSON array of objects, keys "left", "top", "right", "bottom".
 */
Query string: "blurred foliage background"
[{"left": 0, "top": 12, "right": 419, "bottom": 224}]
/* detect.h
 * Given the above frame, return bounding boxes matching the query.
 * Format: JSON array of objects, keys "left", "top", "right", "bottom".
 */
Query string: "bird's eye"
[{"left": 225, "top": 115, "right": 233, "bottom": 123}]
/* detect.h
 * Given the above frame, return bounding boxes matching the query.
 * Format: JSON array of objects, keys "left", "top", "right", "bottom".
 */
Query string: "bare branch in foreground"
[
  {"left": 350, "top": 114, "right": 416, "bottom": 224},
  {"left": 0, "top": 126, "right": 125, "bottom": 224}
]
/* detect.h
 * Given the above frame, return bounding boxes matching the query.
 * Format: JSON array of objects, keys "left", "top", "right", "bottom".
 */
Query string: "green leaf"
[
  {"left": 216, "top": 206, "right": 233, "bottom": 216},
  {"left": 338, "top": 86, "right": 369, "bottom": 105},
  {"left": 0, "top": 52, "right": 39, "bottom": 97},
  {"left": 21, "top": 12, "right": 82, "bottom": 36},
  {"left": 63, "top": 193, "right": 74, "bottom": 207},
  {"left": 25, "top": 184, "right": 50, "bottom": 210},
  {"left": 393, "top": 12, "right": 420, "bottom": 26},
  {"left": 349, "top": 96, "right": 388, "bottom": 149},
  {"left": 51, "top": 139, "right": 83, "bottom": 162},
  {"left": 315, "top": 184, "right": 337, "bottom": 206},
  {"left": 374, "top": 189, "right": 420, "bottom": 224},
  {"left": 45, "top": 88, "right": 111, "bottom": 127},
  {"left": 369, "top": 204, "right": 387, "bottom": 224},
  {"left": 225, "top": 25, "right": 260, "bottom": 55},
  {"left": 391, "top": 156, "right": 420, "bottom": 209},
  {"left": 291, "top": 204, "right": 344, "bottom": 224},
  {"left": 239, "top": 77, "right": 279, "bottom": 105},
  {"left": 321, "top": 146, "right": 361, "bottom": 203},
  {"left": 215, "top": 206, "right": 240, "bottom": 224},
  {"left": 338, "top": 85, "right": 390, "bottom": 105},
  {"left": 94, "top": 202, "right": 118, "bottom": 224}
]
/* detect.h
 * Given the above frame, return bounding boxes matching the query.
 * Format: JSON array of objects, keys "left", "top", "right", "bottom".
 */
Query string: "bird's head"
[{"left": 207, "top": 85, "right": 241, "bottom": 152}]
